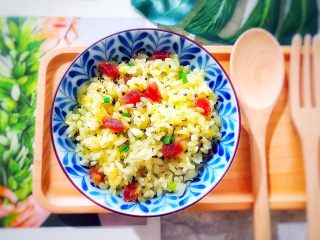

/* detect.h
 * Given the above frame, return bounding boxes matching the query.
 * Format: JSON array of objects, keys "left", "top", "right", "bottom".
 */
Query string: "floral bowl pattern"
[{"left": 51, "top": 29, "right": 240, "bottom": 217}]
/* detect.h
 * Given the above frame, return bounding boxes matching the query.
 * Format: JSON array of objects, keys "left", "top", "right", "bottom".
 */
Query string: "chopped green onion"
[
  {"left": 167, "top": 181, "right": 177, "bottom": 192},
  {"left": 162, "top": 136, "right": 175, "bottom": 145},
  {"left": 119, "top": 144, "right": 129, "bottom": 153},
  {"left": 163, "top": 136, "right": 171, "bottom": 144},
  {"left": 122, "top": 112, "right": 131, "bottom": 118},
  {"left": 175, "top": 102, "right": 182, "bottom": 110},
  {"left": 179, "top": 70, "right": 188, "bottom": 83},
  {"left": 128, "top": 62, "right": 135, "bottom": 67},
  {"left": 103, "top": 95, "right": 112, "bottom": 103}
]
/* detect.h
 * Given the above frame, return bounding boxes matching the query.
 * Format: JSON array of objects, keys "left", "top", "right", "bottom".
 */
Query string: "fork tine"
[
  {"left": 312, "top": 35, "right": 320, "bottom": 107},
  {"left": 302, "top": 35, "right": 312, "bottom": 107},
  {"left": 290, "top": 35, "right": 302, "bottom": 109}
]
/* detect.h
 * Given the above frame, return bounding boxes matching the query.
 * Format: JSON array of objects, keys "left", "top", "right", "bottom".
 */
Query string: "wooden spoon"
[{"left": 230, "top": 28, "right": 285, "bottom": 240}]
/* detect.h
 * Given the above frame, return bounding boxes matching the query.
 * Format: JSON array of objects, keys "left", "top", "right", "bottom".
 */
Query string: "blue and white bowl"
[{"left": 51, "top": 29, "right": 241, "bottom": 217}]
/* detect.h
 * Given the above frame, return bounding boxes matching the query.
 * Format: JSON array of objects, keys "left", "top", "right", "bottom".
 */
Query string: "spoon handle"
[{"left": 250, "top": 132, "right": 271, "bottom": 240}]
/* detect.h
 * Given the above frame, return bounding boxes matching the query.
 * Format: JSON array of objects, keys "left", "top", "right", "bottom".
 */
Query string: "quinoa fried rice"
[{"left": 65, "top": 52, "right": 221, "bottom": 202}]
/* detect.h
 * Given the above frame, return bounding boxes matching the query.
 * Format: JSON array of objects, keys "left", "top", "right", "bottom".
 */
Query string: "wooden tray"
[{"left": 33, "top": 46, "right": 305, "bottom": 214}]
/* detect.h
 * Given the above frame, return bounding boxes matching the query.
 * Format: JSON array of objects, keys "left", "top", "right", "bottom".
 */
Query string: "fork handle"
[
  {"left": 250, "top": 132, "right": 271, "bottom": 240},
  {"left": 302, "top": 135, "right": 320, "bottom": 240}
]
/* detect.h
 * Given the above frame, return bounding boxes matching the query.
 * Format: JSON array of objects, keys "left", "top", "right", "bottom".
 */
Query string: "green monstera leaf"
[
  {"left": 132, "top": 0, "right": 197, "bottom": 26},
  {"left": 209, "top": 0, "right": 280, "bottom": 44},
  {"left": 277, "top": 0, "right": 318, "bottom": 44},
  {"left": 132, "top": 0, "right": 318, "bottom": 44},
  {"left": 185, "top": 0, "right": 238, "bottom": 39}
]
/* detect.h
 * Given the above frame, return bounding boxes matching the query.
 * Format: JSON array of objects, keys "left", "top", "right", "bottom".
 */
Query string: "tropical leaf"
[
  {"left": 185, "top": 0, "right": 238, "bottom": 38},
  {"left": 0, "top": 60, "right": 11, "bottom": 78},
  {"left": 8, "top": 20, "right": 19, "bottom": 39},
  {"left": 206, "top": 0, "right": 281, "bottom": 44},
  {"left": 3, "top": 35, "right": 15, "bottom": 50},
  {"left": 14, "top": 176, "right": 32, "bottom": 201},
  {"left": 11, "top": 84, "right": 20, "bottom": 101},
  {"left": 277, "top": 0, "right": 318, "bottom": 44},
  {"left": 132, "top": 0, "right": 318, "bottom": 44},
  {"left": 12, "top": 62, "right": 26, "bottom": 78},
  {"left": 1, "top": 98, "right": 17, "bottom": 112},
  {"left": 0, "top": 17, "right": 44, "bottom": 212},
  {"left": 7, "top": 176, "right": 17, "bottom": 190},
  {"left": 11, "top": 122, "right": 27, "bottom": 132},
  {"left": 132, "top": 0, "right": 197, "bottom": 26},
  {"left": 0, "top": 110, "right": 9, "bottom": 131},
  {"left": 0, "top": 78, "right": 15, "bottom": 91}
]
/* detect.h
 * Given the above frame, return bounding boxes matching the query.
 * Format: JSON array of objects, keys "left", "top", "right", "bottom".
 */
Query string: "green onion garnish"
[
  {"left": 162, "top": 136, "right": 175, "bottom": 145},
  {"left": 119, "top": 144, "right": 129, "bottom": 153},
  {"left": 103, "top": 95, "right": 112, "bottom": 103},
  {"left": 179, "top": 70, "right": 188, "bottom": 84},
  {"left": 122, "top": 112, "right": 131, "bottom": 118},
  {"left": 175, "top": 102, "right": 182, "bottom": 110},
  {"left": 128, "top": 62, "right": 135, "bottom": 67},
  {"left": 167, "top": 181, "right": 177, "bottom": 192}
]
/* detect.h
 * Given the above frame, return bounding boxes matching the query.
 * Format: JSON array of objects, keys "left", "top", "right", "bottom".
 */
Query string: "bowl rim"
[{"left": 50, "top": 28, "right": 241, "bottom": 217}]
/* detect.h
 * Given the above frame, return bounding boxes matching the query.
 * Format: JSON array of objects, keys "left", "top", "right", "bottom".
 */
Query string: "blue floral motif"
[
  {"left": 173, "top": 37, "right": 201, "bottom": 66},
  {"left": 51, "top": 29, "right": 240, "bottom": 217},
  {"left": 92, "top": 38, "right": 118, "bottom": 63},
  {"left": 119, "top": 201, "right": 150, "bottom": 213},
  {"left": 145, "top": 31, "right": 173, "bottom": 53},
  {"left": 117, "top": 31, "right": 148, "bottom": 60}
]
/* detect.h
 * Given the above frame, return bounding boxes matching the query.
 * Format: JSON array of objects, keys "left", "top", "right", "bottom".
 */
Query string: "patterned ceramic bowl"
[{"left": 51, "top": 29, "right": 240, "bottom": 217}]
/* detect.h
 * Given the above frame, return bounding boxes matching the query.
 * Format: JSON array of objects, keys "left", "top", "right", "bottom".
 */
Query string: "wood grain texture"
[
  {"left": 33, "top": 46, "right": 306, "bottom": 214},
  {"left": 289, "top": 35, "right": 320, "bottom": 240},
  {"left": 230, "top": 29, "right": 285, "bottom": 240}
]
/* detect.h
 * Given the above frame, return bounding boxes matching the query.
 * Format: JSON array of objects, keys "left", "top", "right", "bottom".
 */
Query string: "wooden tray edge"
[{"left": 33, "top": 47, "right": 83, "bottom": 212}]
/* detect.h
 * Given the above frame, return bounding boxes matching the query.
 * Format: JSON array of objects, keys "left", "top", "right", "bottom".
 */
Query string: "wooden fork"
[{"left": 289, "top": 34, "right": 320, "bottom": 240}]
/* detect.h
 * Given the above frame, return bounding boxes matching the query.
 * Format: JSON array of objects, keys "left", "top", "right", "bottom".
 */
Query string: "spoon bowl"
[{"left": 231, "top": 29, "right": 284, "bottom": 110}]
